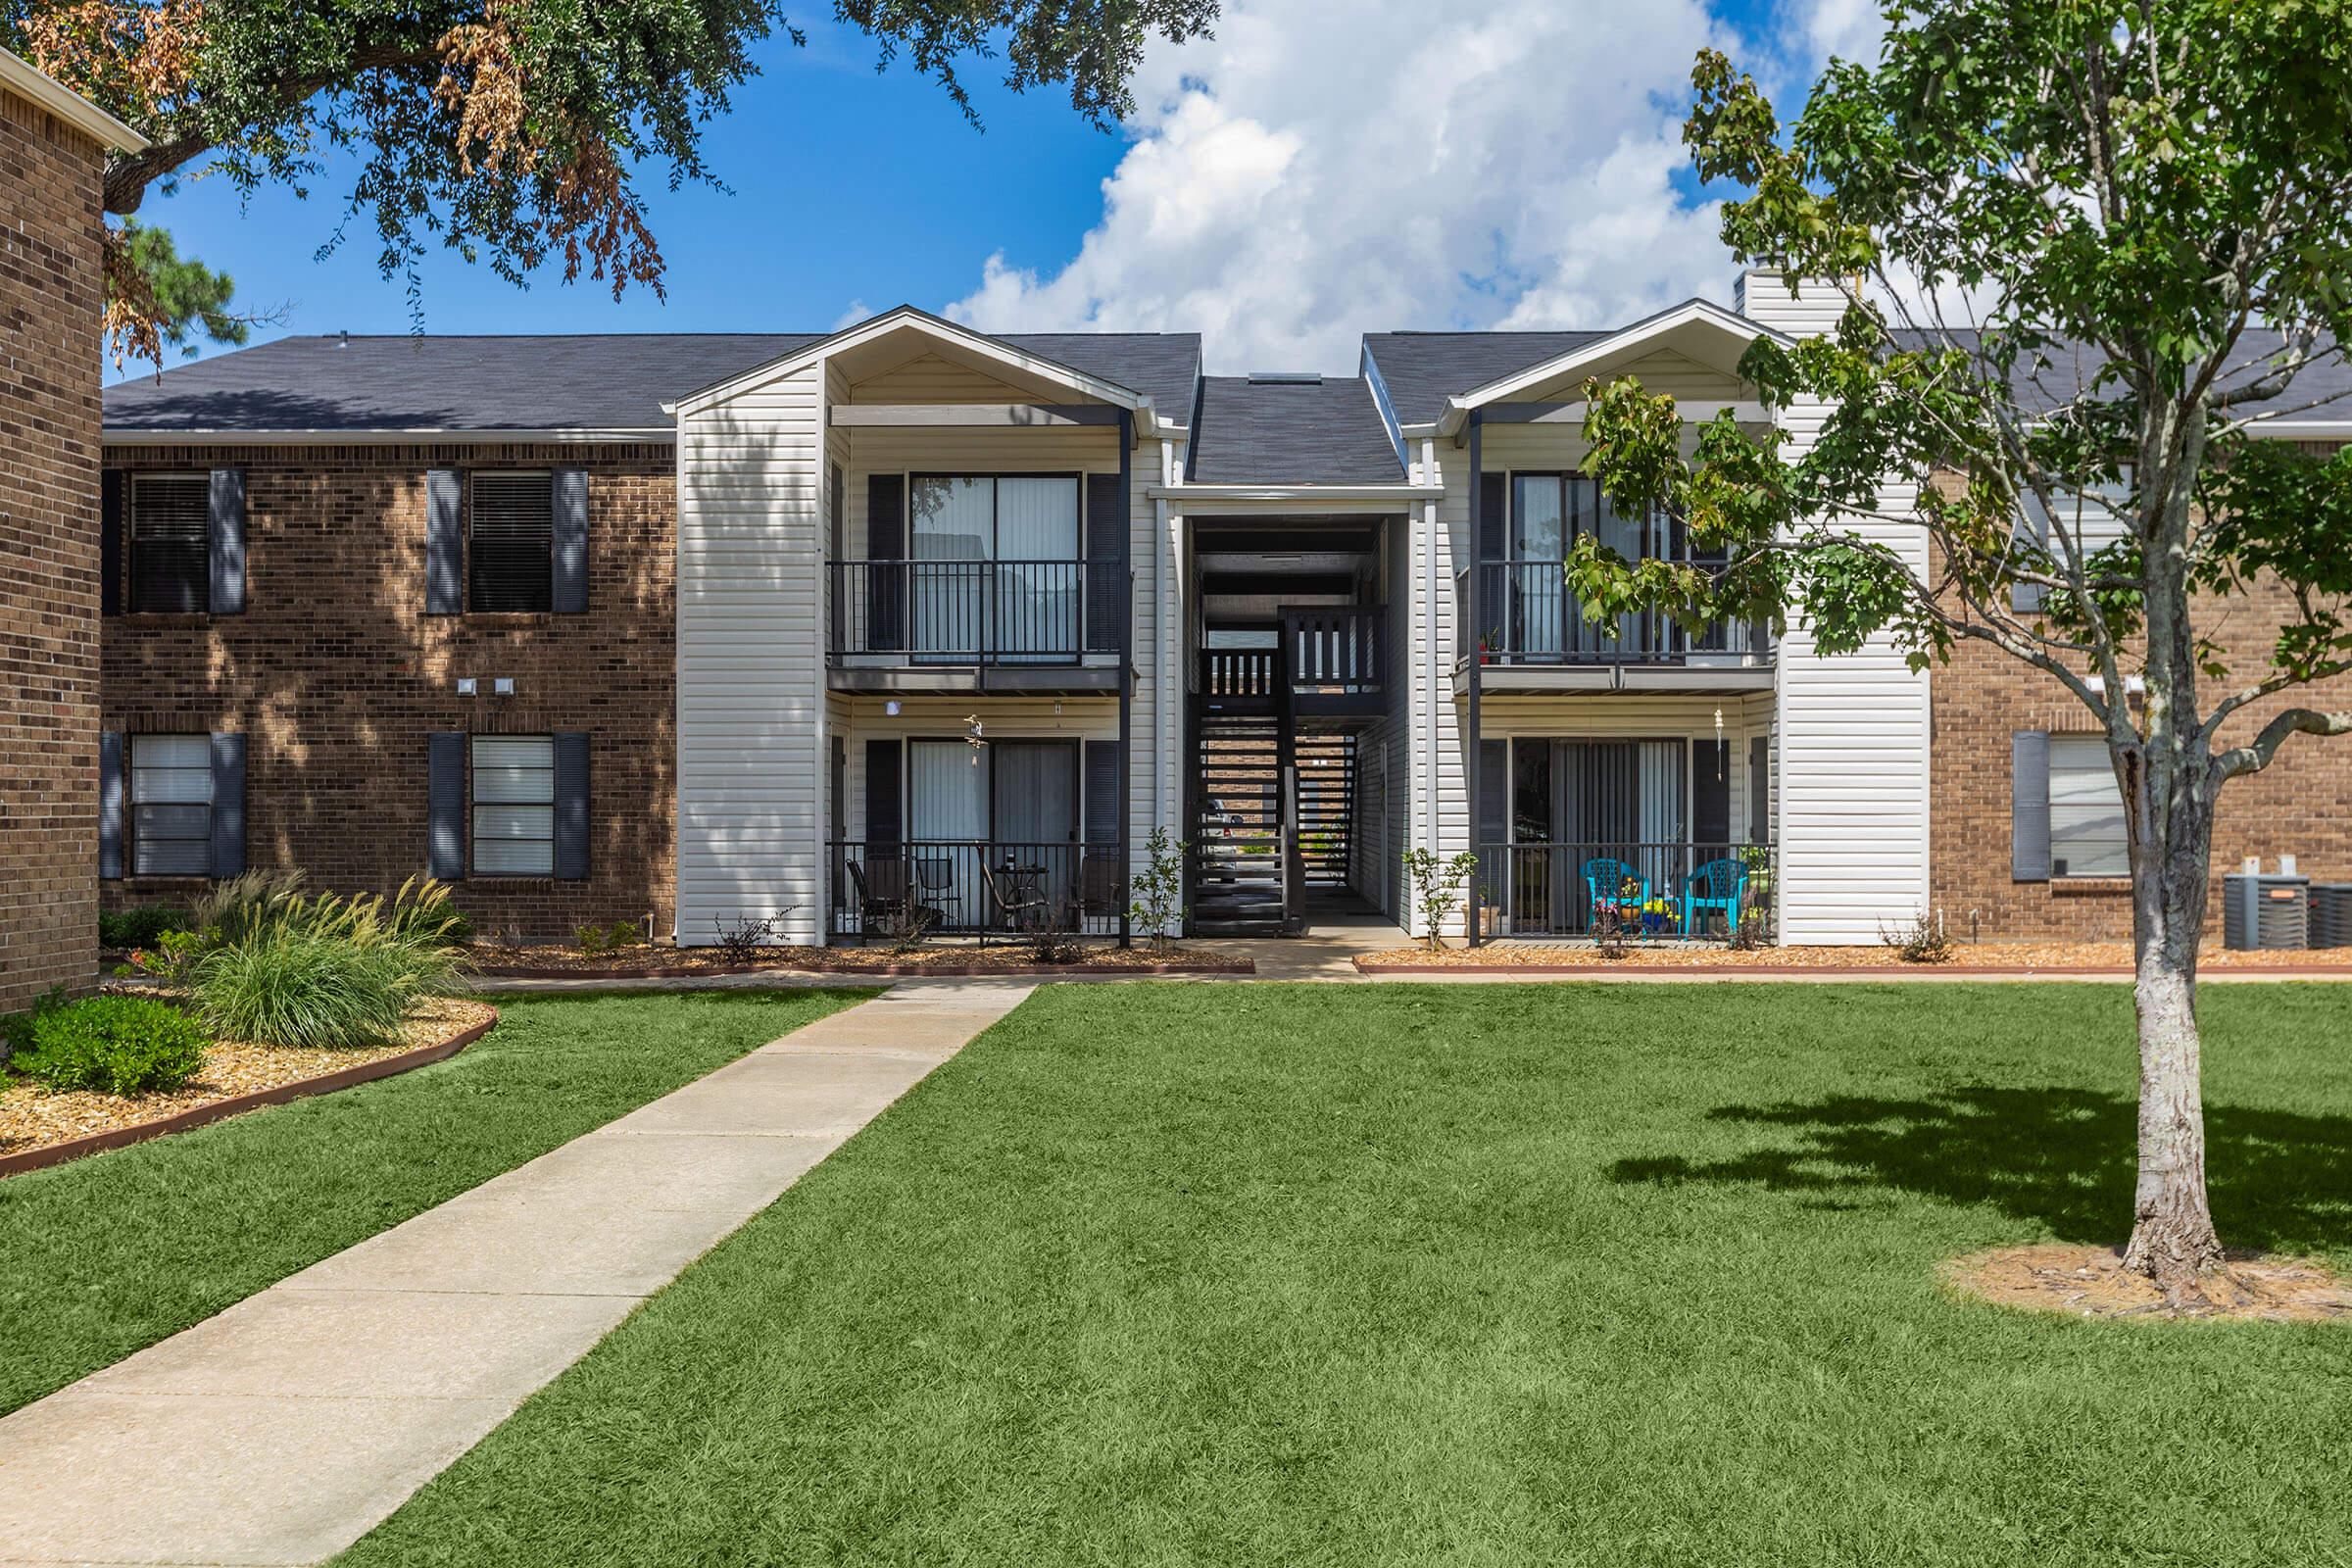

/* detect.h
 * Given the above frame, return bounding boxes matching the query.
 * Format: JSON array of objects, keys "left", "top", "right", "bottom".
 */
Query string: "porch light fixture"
[{"left": 885, "top": 700, "right": 902, "bottom": 716}]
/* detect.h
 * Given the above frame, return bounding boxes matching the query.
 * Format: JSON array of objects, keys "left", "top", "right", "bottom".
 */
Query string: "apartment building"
[{"left": 94, "top": 279, "right": 2352, "bottom": 947}]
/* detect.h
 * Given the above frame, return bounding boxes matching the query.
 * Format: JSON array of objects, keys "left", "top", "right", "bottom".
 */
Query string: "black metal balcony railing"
[
  {"left": 1471, "top": 840, "right": 1776, "bottom": 941},
  {"left": 1282, "top": 607, "right": 1383, "bottom": 694},
  {"left": 829, "top": 560, "right": 1123, "bottom": 663},
  {"left": 827, "top": 839, "right": 1126, "bottom": 942},
  {"left": 1457, "top": 562, "right": 1768, "bottom": 665}
]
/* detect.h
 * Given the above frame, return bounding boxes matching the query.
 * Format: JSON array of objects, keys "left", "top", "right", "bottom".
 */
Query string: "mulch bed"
[
  {"left": 0, "top": 997, "right": 498, "bottom": 1176},
  {"left": 1944, "top": 1245, "right": 2352, "bottom": 1322},
  {"left": 1356, "top": 940, "right": 2352, "bottom": 973},
  {"left": 464, "top": 943, "right": 1250, "bottom": 978}
]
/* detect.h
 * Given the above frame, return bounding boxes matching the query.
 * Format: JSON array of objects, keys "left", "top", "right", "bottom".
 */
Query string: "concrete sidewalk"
[{"left": 0, "top": 981, "right": 1031, "bottom": 1568}]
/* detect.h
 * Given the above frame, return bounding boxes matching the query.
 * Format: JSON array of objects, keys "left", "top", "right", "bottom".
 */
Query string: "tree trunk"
[{"left": 2121, "top": 783, "right": 2225, "bottom": 1291}]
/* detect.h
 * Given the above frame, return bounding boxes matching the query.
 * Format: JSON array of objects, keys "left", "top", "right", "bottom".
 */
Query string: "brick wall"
[
  {"left": 100, "top": 443, "right": 677, "bottom": 942},
  {"left": 1928, "top": 457, "right": 2352, "bottom": 941},
  {"left": 1, "top": 90, "right": 104, "bottom": 1013}
]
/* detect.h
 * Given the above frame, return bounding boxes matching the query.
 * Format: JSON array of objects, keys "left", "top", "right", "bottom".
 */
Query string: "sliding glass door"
[
  {"left": 1501, "top": 475, "right": 1668, "bottom": 660},
  {"left": 908, "top": 474, "right": 1081, "bottom": 662},
  {"left": 1508, "top": 738, "right": 1688, "bottom": 930}
]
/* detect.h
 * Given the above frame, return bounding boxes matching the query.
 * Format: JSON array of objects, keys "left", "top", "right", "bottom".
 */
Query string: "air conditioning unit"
[
  {"left": 2311, "top": 883, "right": 2352, "bottom": 950},
  {"left": 2224, "top": 871, "right": 2310, "bottom": 951}
]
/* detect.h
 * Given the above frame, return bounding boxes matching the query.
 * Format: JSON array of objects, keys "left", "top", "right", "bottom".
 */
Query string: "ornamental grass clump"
[
  {"left": 187, "top": 876, "right": 465, "bottom": 1051},
  {"left": 8, "top": 995, "right": 208, "bottom": 1097}
]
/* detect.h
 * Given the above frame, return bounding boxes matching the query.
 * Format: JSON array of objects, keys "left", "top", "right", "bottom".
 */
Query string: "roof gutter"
[
  {"left": 0, "top": 47, "right": 148, "bottom": 151},
  {"left": 1149, "top": 482, "right": 1443, "bottom": 503},
  {"left": 104, "top": 426, "right": 676, "bottom": 447}
]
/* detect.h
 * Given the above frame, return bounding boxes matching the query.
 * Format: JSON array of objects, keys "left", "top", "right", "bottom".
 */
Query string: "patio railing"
[
  {"left": 1456, "top": 562, "right": 1769, "bottom": 665},
  {"left": 1472, "top": 840, "right": 1776, "bottom": 941},
  {"left": 829, "top": 559, "right": 1123, "bottom": 663},
  {"left": 827, "top": 839, "right": 1126, "bottom": 942}
]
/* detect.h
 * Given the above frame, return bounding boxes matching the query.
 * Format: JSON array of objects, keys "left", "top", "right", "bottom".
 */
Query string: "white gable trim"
[
  {"left": 1436, "top": 299, "right": 1786, "bottom": 437},
  {"left": 0, "top": 46, "right": 147, "bottom": 151},
  {"left": 665, "top": 306, "right": 1152, "bottom": 420}
]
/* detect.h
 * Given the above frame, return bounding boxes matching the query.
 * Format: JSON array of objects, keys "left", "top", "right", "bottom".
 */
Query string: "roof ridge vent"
[{"left": 1247, "top": 370, "right": 1322, "bottom": 385}]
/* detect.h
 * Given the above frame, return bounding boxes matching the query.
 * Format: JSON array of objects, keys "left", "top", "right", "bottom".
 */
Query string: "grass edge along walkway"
[{"left": 0, "top": 987, "right": 870, "bottom": 1415}]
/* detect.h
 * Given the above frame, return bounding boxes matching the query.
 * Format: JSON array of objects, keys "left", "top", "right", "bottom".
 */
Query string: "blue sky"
[{"left": 117, "top": 0, "right": 1851, "bottom": 381}]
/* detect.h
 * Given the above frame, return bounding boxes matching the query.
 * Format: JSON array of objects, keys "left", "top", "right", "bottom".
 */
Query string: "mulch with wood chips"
[
  {"left": 464, "top": 942, "right": 1249, "bottom": 976},
  {"left": 1358, "top": 940, "right": 2352, "bottom": 970},
  {"left": 0, "top": 998, "right": 496, "bottom": 1161}
]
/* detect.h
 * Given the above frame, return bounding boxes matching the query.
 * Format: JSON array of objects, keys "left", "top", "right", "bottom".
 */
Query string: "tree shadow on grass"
[{"left": 1611, "top": 1087, "right": 2352, "bottom": 1254}]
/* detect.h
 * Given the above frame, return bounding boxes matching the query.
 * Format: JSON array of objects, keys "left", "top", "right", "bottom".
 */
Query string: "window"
[
  {"left": 469, "top": 472, "right": 554, "bottom": 612},
  {"left": 2049, "top": 735, "right": 2129, "bottom": 877},
  {"left": 906, "top": 474, "right": 1082, "bottom": 659},
  {"left": 472, "top": 735, "right": 555, "bottom": 875},
  {"left": 130, "top": 474, "right": 210, "bottom": 612},
  {"left": 129, "top": 734, "right": 212, "bottom": 875}
]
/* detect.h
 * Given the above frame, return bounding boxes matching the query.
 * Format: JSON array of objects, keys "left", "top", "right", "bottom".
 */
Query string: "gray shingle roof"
[
  {"left": 1359, "top": 331, "right": 1612, "bottom": 426},
  {"left": 1891, "top": 328, "right": 2352, "bottom": 423},
  {"left": 105, "top": 328, "right": 1203, "bottom": 434},
  {"left": 1185, "top": 376, "right": 1405, "bottom": 485}
]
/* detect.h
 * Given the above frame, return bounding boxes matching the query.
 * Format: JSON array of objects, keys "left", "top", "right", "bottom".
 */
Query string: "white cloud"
[
  {"left": 1803, "top": 0, "right": 1886, "bottom": 70},
  {"left": 946, "top": 0, "right": 1764, "bottom": 372}
]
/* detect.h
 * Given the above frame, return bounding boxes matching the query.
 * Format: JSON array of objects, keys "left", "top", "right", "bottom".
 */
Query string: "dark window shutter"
[
  {"left": 552, "top": 731, "right": 590, "bottom": 880},
  {"left": 864, "top": 739, "right": 903, "bottom": 847},
  {"left": 1479, "top": 471, "right": 1508, "bottom": 563},
  {"left": 99, "top": 731, "right": 123, "bottom": 880},
  {"left": 425, "top": 469, "right": 464, "bottom": 614},
  {"left": 1694, "top": 739, "right": 1731, "bottom": 850},
  {"left": 1477, "top": 739, "right": 1508, "bottom": 848},
  {"left": 209, "top": 732, "right": 247, "bottom": 877},
  {"left": 827, "top": 464, "right": 845, "bottom": 560},
  {"left": 1748, "top": 734, "right": 1770, "bottom": 844},
  {"left": 209, "top": 468, "right": 247, "bottom": 613},
  {"left": 1085, "top": 472, "right": 1126, "bottom": 654},
  {"left": 1083, "top": 739, "right": 1122, "bottom": 845},
  {"left": 551, "top": 468, "right": 588, "bottom": 613},
  {"left": 2012, "top": 731, "right": 2051, "bottom": 882},
  {"left": 428, "top": 732, "right": 467, "bottom": 879},
  {"left": 865, "top": 474, "right": 906, "bottom": 651},
  {"left": 101, "top": 470, "right": 123, "bottom": 616},
  {"left": 2012, "top": 496, "right": 2048, "bottom": 612}
]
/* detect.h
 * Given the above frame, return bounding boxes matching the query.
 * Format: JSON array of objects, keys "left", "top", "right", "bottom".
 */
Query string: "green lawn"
[
  {"left": 340, "top": 982, "right": 2352, "bottom": 1568},
  {"left": 0, "top": 987, "right": 866, "bottom": 1414}
]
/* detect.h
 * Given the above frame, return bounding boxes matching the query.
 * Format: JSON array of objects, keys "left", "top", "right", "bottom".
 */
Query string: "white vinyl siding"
[
  {"left": 2048, "top": 735, "right": 2129, "bottom": 877},
  {"left": 676, "top": 362, "right": 828, "bottom": 946},
  {"left": 130, "top": 734, "right": 211, "bottom": 876},
  {"left": 1739, "top": 272, "right": 1933, "bottom": 943},
  {"left": 471, "top": 735, "right": 555, "bottom": 875}
]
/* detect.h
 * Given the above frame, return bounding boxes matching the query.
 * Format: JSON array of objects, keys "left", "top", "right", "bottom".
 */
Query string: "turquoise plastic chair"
[
  {"left": 1583, "top": 858, "right": 1648, "bottom": 926},
  {"left": 1682, "top": 858, "right": 1748, "bottom": 939}
]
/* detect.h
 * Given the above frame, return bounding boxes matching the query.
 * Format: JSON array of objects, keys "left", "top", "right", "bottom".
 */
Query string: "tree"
[
  {"left": 8, "top": 0, "right": 1216, "bottom": 364},
  {"left": 1575, "top": 1, "right": 2352, "bottom": 1299}
]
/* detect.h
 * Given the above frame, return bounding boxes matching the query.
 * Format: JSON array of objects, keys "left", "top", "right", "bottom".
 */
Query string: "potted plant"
[
  {"left": 1478, "top": 627, "right": 1501, "bottom": 664},
  {"left": 1476, "top": 882, "right": 1505, "bottom": 938}
]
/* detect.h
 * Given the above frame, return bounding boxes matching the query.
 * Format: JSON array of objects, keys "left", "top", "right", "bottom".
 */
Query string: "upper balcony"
[
  {"left": 828, "top": 558, "right": 1126, "bottom": 694},
  {"left": 1455, "top": 560, "right": 1774, "bottom": 695}
]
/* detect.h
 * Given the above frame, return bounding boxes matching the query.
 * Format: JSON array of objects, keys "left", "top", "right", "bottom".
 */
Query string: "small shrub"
[
  {"left": 9, "top": 995, "right": 208, "bottom": 1097},
  {"left": 574, "top": 919, "right": 645, "bottom": 956},
  {"left": 712, "top": 912, "right": 780, "bottom": 965},
  {"left": 1401, "top": 847, "right": 1482, "bottom": 951},
  {"left": 1882, "top": 909, "right": 1953, "bottom": 964},
  {"left": 1128, "top": 826, "right": 1188, "bottom": 951},
  {"left": 99, "top": 904, "right": 188, "bottom": 952}
]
